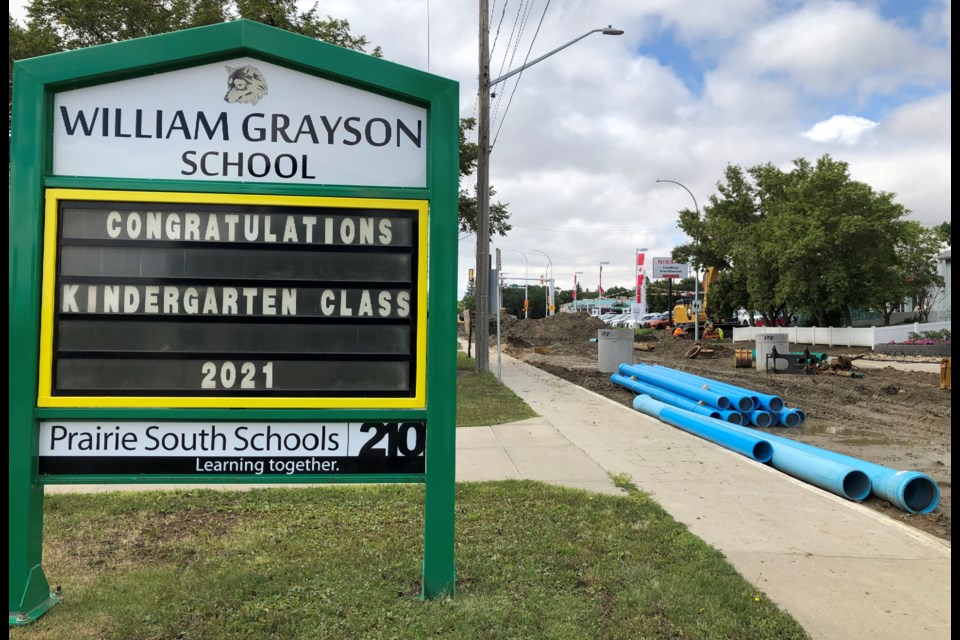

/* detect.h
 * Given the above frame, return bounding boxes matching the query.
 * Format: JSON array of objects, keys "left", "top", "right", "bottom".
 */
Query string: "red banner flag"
[
  {"left": 637, "top": 274, "right": 644, "bottom": 287},
  {"left": 637, "top": 253, "right": 645, "bottom": 266}
]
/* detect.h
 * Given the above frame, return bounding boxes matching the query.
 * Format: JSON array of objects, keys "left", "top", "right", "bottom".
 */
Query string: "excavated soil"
[{"left": 469, "top": 312, "right": 952, "bottom": 543}]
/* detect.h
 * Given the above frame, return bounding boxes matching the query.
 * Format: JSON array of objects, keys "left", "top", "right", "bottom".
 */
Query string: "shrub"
[{"left": 891, "top": 330, "right": 952, "bottom": 346}]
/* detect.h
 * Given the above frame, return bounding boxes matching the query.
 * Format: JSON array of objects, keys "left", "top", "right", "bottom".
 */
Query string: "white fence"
[{"left": 731, "top": 321, "right": 952, "bottom": 350}]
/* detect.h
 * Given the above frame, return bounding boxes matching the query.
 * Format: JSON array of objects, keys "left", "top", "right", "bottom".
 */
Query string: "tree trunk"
[{"left": 840, "top": 303, "right": 853, "bottom": 327}]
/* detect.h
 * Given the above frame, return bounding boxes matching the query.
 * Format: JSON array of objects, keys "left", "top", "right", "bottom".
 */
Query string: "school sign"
[{"left": 10, "top": 21, "right": 459, "bottom": 623}]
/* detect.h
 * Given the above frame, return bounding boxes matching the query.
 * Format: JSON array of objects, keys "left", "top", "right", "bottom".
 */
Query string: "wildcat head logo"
[{"left": 223, "top": 65, "right": 268, "bottom": 105}]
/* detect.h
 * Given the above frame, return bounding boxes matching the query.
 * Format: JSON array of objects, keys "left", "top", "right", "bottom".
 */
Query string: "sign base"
[{"left": 8, "top": 591, "right": 62, "bottom": 626}]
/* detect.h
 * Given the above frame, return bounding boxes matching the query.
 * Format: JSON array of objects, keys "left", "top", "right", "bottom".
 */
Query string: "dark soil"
[{"left": 472, "top": 312, "right": 952, "bottom": 543}]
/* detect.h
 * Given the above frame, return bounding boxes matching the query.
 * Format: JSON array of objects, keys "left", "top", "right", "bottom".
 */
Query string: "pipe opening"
[
  {"left": 796, "top": 410, "right": 807, "bottom": 424},
  {"left": 903, "top": 477, "right": 940, "bottom": 514},
  {"left": 752, "top": 440, "right": 774, "bottom": 463},
  {"left": 842, "top": 471, "right": 871, "bottom": 501},
  {"left": 780, "top": 411, "right": 801, "bottom": 428},
  {"left": 708, "top": 411, "right": 722, "bottom": 420},
  {"left": 716, "top": 396, "right": 731, "bottom": 410},
  {"left": 736, "top": 397, "right": 754, "bottom": 412},
  {"left": 768, "top": 397, "right": 784, "bottom": 412},
  {"left": 726, "top": 412, "right": 744, "bottom": 425},
  {"left": 753, "top": 411, "right": 773, "bottom": 428}
]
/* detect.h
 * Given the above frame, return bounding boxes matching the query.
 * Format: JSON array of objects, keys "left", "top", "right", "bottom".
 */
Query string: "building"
[{"left": 931, "top": 249, "right": 951, "bottom": 321}]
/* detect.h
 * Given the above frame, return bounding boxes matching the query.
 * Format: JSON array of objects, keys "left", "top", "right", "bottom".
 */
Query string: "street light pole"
[
  {"left": 531, "top": 249, "right": 553, "bottom": 316},
  {"left": 655, "top": 179, "right": 701, "bottom": 340},
  {"left": 598, "top": 261, "right": 610, "bottom": 313},
  {"left": 573, "top": 271, "right": 583, "bottom": 312},
  {"left": 508, "top": 249, "right": 529, "bottom": 319},
  {"left": 473, "top": 18, "right": 624, "bottom": 372}
]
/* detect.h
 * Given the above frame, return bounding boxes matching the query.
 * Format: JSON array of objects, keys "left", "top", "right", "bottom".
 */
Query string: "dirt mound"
[{"left": 501, "top": 313, "right": 609, "bottom": 350}]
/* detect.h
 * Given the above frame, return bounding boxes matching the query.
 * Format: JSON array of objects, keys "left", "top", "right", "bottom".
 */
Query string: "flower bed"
[{"left": 874, "top": 330, "right": 951, "bottom": 357}]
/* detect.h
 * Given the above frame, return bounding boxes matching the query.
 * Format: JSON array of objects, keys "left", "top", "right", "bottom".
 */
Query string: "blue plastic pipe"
[
  {"left": 743, "top": 409, "right": 774, "bottom": 428},
  {"left": 617, "top": 364, "right": 733, "bottom": 410},
  {"left": 648, "top": 364, "right": 785, "bottom": 412},
  {"left": 775, "top": 408, "right": 804, "bottom": 428},
  {"left": 632, "top": 395, "right": 773, "bottom": 463},
  {"left": 632, "top": 397, "right": 874, "bottom": 503},
  {"left": 762, "top": 437, "right": 871, "bottom": 501},
  {"left": 721, "top": 423, "right": 939, "bottom": 513},
  {"left": 650, "top": 364, "right": 783, "bottom": 412},
  {"left": 631, "top": 364, "right": 757, "bottom": 412},
  {"left": 633, "top": 364, "right": 756, "bottom": 412},
  {"left": 716, "top": 409, "right": 745, "bottom": 425},
  {"left": 610, "top": 374, "right": 722, "bottom": 420},
  {"left": 611, "top": 374, "right": 745, "bottom": 424}
]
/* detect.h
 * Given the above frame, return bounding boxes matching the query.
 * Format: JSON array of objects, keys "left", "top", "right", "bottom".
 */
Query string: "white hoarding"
[{"left": 651, "top": 257, "right": 689, "bottom": 279}]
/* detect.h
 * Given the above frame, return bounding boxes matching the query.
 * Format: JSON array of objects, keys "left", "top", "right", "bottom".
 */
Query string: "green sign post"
[{"left": 10, "top": 20, "right": 459, "bottom": 624}]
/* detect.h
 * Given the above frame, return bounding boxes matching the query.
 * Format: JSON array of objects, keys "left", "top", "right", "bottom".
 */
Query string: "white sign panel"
[
  {"left": 651, "top": 257, "right": 689, "bottom": 279},
  {"left": 39, "top": 421, "right": 425, "bottom": 476},
  {"left": 53, "top": 59, "right": 428, "bottom": 187}
]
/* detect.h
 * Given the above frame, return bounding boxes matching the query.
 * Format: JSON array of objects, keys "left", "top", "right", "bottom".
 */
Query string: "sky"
[{"left": 11, "top": 0, "right": 952, "bottom": 299}]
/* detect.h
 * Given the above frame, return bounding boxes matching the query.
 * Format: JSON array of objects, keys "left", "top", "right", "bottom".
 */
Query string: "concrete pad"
[
  {"left": 855, "top": 359, "right": 942, "bottom": 373},
  {"left": 455, "top": 446, "right": 521, "bottom": 481}
]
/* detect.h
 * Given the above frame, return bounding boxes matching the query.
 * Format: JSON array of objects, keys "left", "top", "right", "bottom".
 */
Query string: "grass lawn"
[
  {"left": 11, "top": 344, "right": 809, "bottom": 639},
  {"left": 10, "top": 482, "right": 808, "bottom": 640},
  {"left": 456, "top": 349, "right": 538, "bottom": 427}
]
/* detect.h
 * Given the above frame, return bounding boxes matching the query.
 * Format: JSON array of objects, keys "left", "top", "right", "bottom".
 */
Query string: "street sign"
[{"left": 651, "top": 257, "right": 689, "bottom": 279}]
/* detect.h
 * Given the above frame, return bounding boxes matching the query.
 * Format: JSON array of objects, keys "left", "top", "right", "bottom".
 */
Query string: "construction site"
[{"left": 465, "top": 312, "right": 951, "bottom": 542}]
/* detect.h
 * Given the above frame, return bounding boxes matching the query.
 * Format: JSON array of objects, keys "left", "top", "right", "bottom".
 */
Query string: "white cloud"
[
  {"left": 9, "top": 0, "right": 952, "bottom": 297},
  {"left": 803, "top": 114, "right": 879, "bottom": 144}
]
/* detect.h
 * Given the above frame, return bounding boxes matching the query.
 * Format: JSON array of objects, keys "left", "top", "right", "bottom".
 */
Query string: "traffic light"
[
  {"left": 468, "top": 268, "right": 474, "bottom": 283},
  {"left": 523, "top": 299, "right": 529, "bottom": 311}
]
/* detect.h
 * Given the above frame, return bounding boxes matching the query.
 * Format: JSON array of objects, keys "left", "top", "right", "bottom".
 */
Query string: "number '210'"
[{"left": 200, "top": 362, "right": 274, "bottom": 389}]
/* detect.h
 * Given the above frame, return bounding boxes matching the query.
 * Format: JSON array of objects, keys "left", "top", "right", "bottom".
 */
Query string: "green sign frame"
[{"left": 10, "top": 20, "right": 459, "bottom": 624}]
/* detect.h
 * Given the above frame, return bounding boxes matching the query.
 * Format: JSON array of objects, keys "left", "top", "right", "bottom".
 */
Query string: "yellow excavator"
[{"left": 672, "top": 266, "right": 723, "bottom": 333}]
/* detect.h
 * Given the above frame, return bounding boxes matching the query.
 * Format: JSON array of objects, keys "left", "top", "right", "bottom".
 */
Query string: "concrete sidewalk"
[{"left": 473, "top": 344, "right": 951, "bottom": 640}]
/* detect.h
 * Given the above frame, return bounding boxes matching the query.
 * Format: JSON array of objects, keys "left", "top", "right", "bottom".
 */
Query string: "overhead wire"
[
  {"left": 490, "top": 0, "right": 534, "bottom": 133},
  {"left": 492, "top": 0, "right": 552, "bottom": 148}
]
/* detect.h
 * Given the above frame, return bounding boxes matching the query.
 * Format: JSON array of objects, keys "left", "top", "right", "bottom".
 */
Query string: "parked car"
[
  {"left": 646, "top": 313, "right": 671, "bottom": 330},
  {"left": 636, "top": 313, "right": 661, "bottom": 327}
]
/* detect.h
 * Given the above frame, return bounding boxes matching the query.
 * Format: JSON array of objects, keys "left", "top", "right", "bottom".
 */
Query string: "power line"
[
  {"left": 491, "top": 0, "right": 534, "bottom": 130},
  {"left": 492, "top": 0, "right": 552, "bottom": 148}
]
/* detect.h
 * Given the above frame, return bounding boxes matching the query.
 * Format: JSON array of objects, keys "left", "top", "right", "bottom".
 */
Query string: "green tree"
[
  {"left": 674, "top": 155, "right": 914, "bottom": 327},
  {"left": 456, "top": 116, "right": 512, "bottom": 238},
  {"left": 934, "top": 221, "right": 951, "bottom": 247},
  {"left": 871, "top": 221, "right": 943, "bottom": 325},
  {"left": 893, "top": 223, "right": 946, "bottom": 323}
]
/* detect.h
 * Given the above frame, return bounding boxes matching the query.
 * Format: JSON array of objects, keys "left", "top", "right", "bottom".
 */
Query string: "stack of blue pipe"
[
  {"left": 611, "top": 362, "right": 941, "bottom": 515},
  {"left": 613, "top": 363, "right": 805, "bottom": 428}
]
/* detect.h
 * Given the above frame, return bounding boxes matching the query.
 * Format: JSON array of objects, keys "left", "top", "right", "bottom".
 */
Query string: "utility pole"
[{"left": 474, "top": 0, "right": 492, "bottom": 372}]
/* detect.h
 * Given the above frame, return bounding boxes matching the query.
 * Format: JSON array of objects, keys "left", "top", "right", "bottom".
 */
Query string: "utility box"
[
  {"left": 756, "top": 334, "right": 789, "bottom": 371},
  {"left": 598, "top": 328, "right": 635, "bottom": 373}
]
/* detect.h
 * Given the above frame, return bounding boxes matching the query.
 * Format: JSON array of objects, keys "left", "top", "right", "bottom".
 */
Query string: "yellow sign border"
[{"left": 37, "top": 188, "right": 428, "bottom": 409}]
